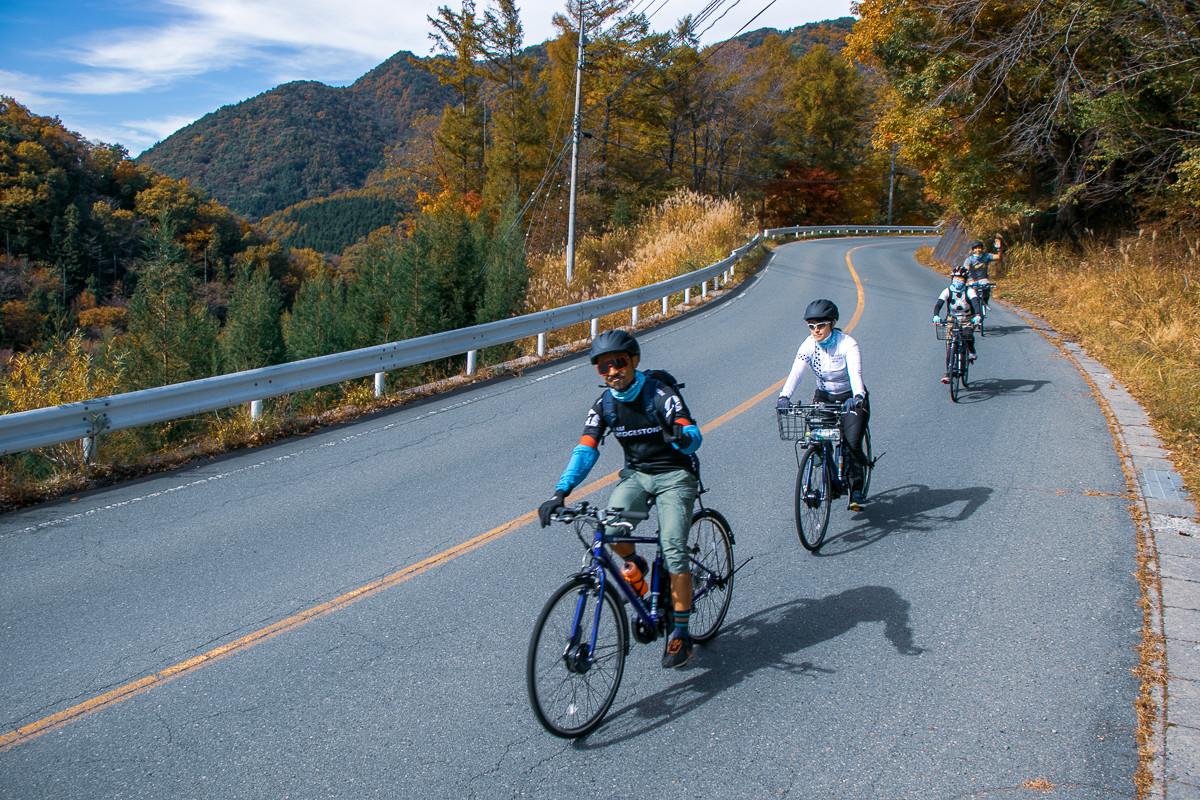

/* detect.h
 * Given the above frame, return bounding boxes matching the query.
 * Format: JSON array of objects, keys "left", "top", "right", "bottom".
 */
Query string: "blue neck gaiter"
[{"left": 611, "top": 370, "right": 646, "bottom": 402}]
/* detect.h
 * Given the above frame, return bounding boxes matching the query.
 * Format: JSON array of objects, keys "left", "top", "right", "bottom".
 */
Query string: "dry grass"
[
  {"left": 525, "top": 190, "right": 757, "bottom": 352},
  {"left": 996, "top": 233, "right": 1200, "bottom": 511}
]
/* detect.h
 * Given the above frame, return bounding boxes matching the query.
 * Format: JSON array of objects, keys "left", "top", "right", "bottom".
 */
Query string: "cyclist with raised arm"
[
  {"left": 962, "top": 237, "right": 1001, "bottom": 314},
  {"left": 537, "top": 329, "right": 703, "bottom": 669},
  {"left": 776, "top": 299, "right": 870, "bottom": 509},
  {"left": 932, "top": 266, "right": 983, "bottom": 384}
]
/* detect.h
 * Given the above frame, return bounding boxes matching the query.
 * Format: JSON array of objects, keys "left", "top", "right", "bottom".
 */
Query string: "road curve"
[{"left": 0, "top": 237, "right": 1141, "bottom": 798}]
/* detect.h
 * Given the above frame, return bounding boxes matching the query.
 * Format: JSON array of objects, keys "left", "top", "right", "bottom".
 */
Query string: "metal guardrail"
[
  {"left": 764, "top": 224, "right": 943, "bottom": 238},
  {"left": 0, "top": 225, "right": 942, "bottom": 458}
]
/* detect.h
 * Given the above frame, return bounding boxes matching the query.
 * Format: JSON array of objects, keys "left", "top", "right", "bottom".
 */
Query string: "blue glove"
[
  {"left": 842, "top": 394, "right": 864, "bottom": 412},
  {"left": 972, "top": 315, "right": 982, "bottom": 324},
  {"left": 932, "top": 315, "right": 941, "bottom": 324},
  {"left": 776, "top": 396, "right": 790, "bottom": 410}
]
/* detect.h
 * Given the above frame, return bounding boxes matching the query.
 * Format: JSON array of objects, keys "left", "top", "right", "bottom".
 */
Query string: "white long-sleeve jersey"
[{"left": 780, "top": 329, "right": 866, "bottom": 400}]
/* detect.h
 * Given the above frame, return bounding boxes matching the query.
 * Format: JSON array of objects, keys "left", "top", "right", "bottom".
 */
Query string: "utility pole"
[
  {"left": 887, "top": 143, "right": 897, "bottom": 225},
  {"left": 565, "top": 0, "right": 586, "bottom": 284}
]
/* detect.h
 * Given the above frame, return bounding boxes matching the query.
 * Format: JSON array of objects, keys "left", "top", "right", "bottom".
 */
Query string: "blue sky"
[{"left": 1, "top": 0, "right": 852, "bottom": 157}]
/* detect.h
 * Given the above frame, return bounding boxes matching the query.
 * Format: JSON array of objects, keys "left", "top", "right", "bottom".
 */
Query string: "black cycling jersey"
[{"left": 582, "top": 381, "right": 697, "bottom": 475}]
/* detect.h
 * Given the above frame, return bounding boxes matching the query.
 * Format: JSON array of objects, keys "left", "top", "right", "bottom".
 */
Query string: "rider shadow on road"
[
  {"left": 816, "top": 483, "right": 993, "bottom": 556},
  {"left": 954, "top": 377, "right": 1051, "bottom": 404},
  {"left": 576, "top": 586, "right": 923, "bottom": 748},
  {"left": 976, "top": 323, "right": 1028, "bottom": 338}
]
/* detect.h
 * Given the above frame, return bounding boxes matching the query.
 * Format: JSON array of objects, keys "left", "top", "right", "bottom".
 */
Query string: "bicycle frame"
[
  {"left": 792, "top": 404, "right": 849, "bottom": 498},
  {"left": 563, "top": 501, "right": 728, "bottom": 661}
]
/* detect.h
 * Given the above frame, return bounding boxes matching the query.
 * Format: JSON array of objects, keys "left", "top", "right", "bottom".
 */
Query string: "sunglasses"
[
  {"left": 595, "top": 356, "right": 630, "bottom": 375},
  {"left": 807, "top": 321, "right": 832, "bottom": 331}
]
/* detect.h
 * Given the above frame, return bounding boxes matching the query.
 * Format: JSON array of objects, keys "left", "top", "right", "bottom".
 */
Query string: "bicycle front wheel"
[
  {"left": 860, "top": 426, "right": 874, "bottom": 498},
  {"left": 795, "top": 445, "right": 832, "bottom": 551},
  {"left": 949, "top": 345, "right": 962, "bottom": 403},
  {"left": 687, "top": 511, "right": 734, "bottom": 643},
  {"left": 527, "top": 576, "right": 627, "bottom": 738}
]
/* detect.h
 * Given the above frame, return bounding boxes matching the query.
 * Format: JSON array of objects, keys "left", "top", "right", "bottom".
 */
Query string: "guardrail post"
[
  {"left": 374, "top": 371, "right": 385, "bottom": 397},
  {"left": 661, "top": 297, "right": 668, "bottom": 315},
  {"left": 250, "top": 399, "right": 263, "bottom": 420},
  {"left": 684, "top": 287, "right": 691, "bottom": 305},
  {"left": 537, "top": 332, "right": 546, "bottom": 357},
  {"left": 701, "top": 280, "right": 708, "bottom": 300},
  {"left": 590, "top": 318, "right": 598, "bottom": 338},
  {"left": 81, "top": 436, "right": 96, "bottom": 465},
  {"left": 631, "top": 305, "right": 639, "bottom": 325},
  {"left": 466, "top": 350, "right": 477, "bottom": 376}
]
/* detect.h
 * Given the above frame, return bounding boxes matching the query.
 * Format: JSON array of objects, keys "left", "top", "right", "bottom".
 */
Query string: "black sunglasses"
[{"left": 595, "top": 356, "right": 630, "bottom": 374}]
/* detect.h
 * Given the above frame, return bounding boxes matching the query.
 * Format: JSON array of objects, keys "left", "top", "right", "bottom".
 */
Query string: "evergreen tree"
[
  {"left": 283, "top": 268, "right": 349, "bottom": 360},
  {"left": 220, "top": 263, "right": 285, "bottom": 372},
  {"left": 123, "top": 223, "right": 219, "bottom": 389},
  {"left": 478, "top": 195, "right": 528, "bottom": 324},
  {"left": 342, "top": 228, "right": 413, "bottom": 347},
  {"left": 408, "top": 197, "right": 483, "bottom": 335}
]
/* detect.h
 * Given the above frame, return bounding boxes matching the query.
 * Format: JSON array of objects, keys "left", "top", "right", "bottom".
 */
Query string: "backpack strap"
[{"left": 600, "top": 377, "right": 662, "bottom": 438}]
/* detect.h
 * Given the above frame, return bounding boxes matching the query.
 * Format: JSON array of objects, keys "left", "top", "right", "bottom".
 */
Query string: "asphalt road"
[{"left": 0, "top": 237, "right": 1142, "bottom": 799}]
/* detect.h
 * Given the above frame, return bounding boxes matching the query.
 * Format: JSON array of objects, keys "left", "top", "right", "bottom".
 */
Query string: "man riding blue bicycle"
[{"left": 537, "top": 329, "right": 703, "bottom": 669}]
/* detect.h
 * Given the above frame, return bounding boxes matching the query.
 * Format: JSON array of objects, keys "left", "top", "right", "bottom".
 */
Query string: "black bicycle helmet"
[
  {"left": 970, "top": 240, "right": 985, "bottom": 250},
  {"left": 952, "top": 265, "right": 969, "bottom": 279},
  {"left": 803, "top": 298, "right": 839, "bottom": 323},
  {"left": 589, "top": 329, "right": 640, "bottom": 364}
]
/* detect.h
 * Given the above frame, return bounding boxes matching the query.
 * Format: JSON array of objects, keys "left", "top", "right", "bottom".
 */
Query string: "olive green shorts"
[{"left": 607, "top": 468, "right": 698, "bottom": 574}]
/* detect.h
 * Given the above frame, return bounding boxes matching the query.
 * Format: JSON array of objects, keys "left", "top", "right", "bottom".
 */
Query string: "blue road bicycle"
[
  {"left": 778, "top": 403, "right": 877, "bottom": 551},
  {"left": 527, "top": 493, "right": 737, "bottom": 737}
]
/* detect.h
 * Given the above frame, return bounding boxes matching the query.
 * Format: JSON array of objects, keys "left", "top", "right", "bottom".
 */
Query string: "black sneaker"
[
  {"left": 662, "top": 631, "right": 692, "bottom": 669},
  {"left": 849, "top": 491, "right": 867, "bottom": 510}
]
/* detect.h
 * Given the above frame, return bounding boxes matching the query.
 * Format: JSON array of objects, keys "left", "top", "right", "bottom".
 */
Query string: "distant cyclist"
[
  {"left": 537, "top": 329, "right": 703, "bottom": 669},
  {"left": 962, "top": 237, "right": 1002, "bottom": 313},
  {"left": 776, "top": 299, "right": 870, "bottom": 509},
  {"left": 932, "top": 266, "right": 983, "bottom": 384}
]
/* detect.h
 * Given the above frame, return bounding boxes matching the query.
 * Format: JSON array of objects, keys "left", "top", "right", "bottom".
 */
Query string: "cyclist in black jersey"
[{"left": 537, "top": 329, "right": 703, "bottom": 668}]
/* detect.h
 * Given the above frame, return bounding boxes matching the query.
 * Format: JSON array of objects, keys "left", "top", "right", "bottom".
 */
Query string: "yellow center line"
[{"left": 0, "top": 243, "right": 868, "bottom": 752}]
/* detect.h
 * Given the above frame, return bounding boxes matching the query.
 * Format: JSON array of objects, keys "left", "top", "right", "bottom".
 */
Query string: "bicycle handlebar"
[{"left": 551, "top": 502, "right": 649, "bottom": 525}]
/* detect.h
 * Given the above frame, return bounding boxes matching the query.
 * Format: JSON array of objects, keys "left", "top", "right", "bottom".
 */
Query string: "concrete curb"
[{"left": 1013, "top": 307, "right": 1197, "bottom": 799}]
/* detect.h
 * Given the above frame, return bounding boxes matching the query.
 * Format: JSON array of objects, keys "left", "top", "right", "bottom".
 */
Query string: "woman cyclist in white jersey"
[{"left": 776, "top": 299, "right": 870, "bottom": 508}]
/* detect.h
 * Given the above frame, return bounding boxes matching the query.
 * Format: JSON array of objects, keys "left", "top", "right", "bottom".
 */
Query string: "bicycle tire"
[
  {"left": 961, "top": 351, "right": 970, "bottom": 388},
  {"left": 527, "top": 576, "right": 627, "bottom": 738},
  {"left": 795, "top": 445, "right": 832, "bottom": 551},
  {"left": 949, "top": 342, "right": 962, "bottom": 403},
  {"left": 686, "top": 511, "right": 734, "bottom": 643},
  {"left": 860, "top": 426, "right": 874, "bottom": 498}
]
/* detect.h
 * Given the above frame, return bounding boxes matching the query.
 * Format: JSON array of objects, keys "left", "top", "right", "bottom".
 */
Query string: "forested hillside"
[
  {"left": 136, "top": 20, "right": 866, "bottom": 224},
  {"left": 136, "top": 52, "right": 455, "bottom": 220},
  {"left": 258, "top": 191, "right": 405, "bottom": 255}
]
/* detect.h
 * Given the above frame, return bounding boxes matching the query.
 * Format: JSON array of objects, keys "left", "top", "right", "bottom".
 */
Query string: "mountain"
[
  {"left": 138, "top": 21, "right": 855, "bottom": 223},
  {"left": 136, "top": 51, "right": 454, "bottom": 221}
]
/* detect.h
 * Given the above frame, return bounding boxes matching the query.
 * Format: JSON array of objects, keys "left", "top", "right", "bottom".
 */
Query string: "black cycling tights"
[{"left": 815, "top": 391, "right": 870, "bottom": 493}]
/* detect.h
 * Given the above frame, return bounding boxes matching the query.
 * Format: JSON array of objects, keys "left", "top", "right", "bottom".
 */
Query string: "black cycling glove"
[{"left": 538, "top": 490, "right": 567, "bottom": 528}]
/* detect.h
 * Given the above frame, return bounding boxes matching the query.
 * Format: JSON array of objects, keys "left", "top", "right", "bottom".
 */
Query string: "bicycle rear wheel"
[
  {"left": 961, "top": 351, "right": 971, "bottom": 388},
  {"left": 527, "top": 576, "right": 627, "bottom": 738},
  {"left": 687, "top": 511, "right": 734, "bottom": 643},
  {"left": 795, "top": 445, "right": 832, "bottom": 551}
]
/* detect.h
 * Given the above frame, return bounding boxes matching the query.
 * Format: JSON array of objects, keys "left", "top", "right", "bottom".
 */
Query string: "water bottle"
[{"left": 621, "top": 560, "right": 648, "bottom": 596}]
